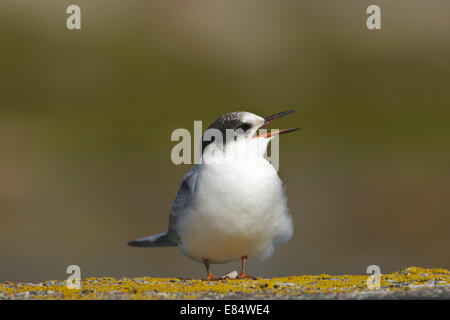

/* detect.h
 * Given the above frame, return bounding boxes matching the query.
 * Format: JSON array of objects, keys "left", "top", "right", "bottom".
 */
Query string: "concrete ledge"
[{"left": 1, "top": 267, "right": 449, "bottom": 300}]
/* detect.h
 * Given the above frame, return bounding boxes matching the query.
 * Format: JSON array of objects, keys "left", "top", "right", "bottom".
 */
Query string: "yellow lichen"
[{"left": 1, "top": 267, "right": 448, "bottom": 299}]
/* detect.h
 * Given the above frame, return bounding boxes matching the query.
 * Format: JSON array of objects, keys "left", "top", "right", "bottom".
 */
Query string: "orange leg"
[
  {"left": 203, "top": 259, "right": 219, "bottom": 281},
  {"left": 238, "top": 256, "right": 257, "bottom": 279}
]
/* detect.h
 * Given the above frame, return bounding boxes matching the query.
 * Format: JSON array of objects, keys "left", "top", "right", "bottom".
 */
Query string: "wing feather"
[{"left": 167, "top": 165, "right": 198, "bottom": 243}]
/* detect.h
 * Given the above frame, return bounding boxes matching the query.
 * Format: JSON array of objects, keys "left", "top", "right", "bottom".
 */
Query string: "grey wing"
[{"left": 167, "top": 165, "right": 199, "bottom": 244}]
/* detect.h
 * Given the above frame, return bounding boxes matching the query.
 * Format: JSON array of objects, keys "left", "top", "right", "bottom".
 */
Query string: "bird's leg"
[
  {"left": 238, "top": 256, "right": 257, "bottom": 279},
  {"left": 203, "top": 259, "right": 218, "bottom": 281}
]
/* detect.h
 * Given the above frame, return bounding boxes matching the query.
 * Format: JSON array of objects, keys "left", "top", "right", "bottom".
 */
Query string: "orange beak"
[{"left": 253, "top": 110, "right": 300, "bottom": 139}]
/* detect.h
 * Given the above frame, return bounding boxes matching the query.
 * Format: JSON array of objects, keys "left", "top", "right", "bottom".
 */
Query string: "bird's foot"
[
  {"left": 203, "top": 273, "right": 221, "bottom": 281},
  {"left": 238, "top": 272, "right": 258, "bottom": 280}
]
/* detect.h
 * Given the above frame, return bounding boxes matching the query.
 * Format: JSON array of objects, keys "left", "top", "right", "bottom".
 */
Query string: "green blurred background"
[{"left": 1, "top": 0, "right": 449, "bottom": 282}]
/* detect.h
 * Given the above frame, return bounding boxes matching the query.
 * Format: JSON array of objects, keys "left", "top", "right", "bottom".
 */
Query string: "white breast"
[{"left": 176, "top": 138, "right": 293, "bottom": 263}]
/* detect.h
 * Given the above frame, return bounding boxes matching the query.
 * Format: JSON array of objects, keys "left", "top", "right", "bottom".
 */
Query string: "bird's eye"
[{"left": 236, "top": 123, "right": 252, "bottom": 132}]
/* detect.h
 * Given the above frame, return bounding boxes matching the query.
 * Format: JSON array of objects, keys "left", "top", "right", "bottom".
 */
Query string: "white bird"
[{"left": 129, "top": 111, "right": 298, "bottom": 280}]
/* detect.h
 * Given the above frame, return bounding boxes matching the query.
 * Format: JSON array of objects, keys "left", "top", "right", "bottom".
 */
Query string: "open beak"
[{"left": 253, "top": 110, "right": 300, "bottom": 139}]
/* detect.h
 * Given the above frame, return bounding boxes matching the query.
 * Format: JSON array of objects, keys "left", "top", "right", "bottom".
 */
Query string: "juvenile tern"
[{"left": 129, "top": 111, "right": 298, "bottom": 280}]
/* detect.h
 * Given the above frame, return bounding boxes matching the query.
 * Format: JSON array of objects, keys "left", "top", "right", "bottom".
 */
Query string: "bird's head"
[{"left": 202, "top": 110, "right": 299, "bottom": 155}]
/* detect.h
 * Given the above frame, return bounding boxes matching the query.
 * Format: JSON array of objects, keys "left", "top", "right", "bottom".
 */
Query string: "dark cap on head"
[{"left": 202, "top": 111, "right": 249, "bottom": 153}]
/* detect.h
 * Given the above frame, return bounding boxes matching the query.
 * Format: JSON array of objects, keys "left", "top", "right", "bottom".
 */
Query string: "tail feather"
[{"left": 128, "top": 232, "right": 176, "bottom": 247}]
